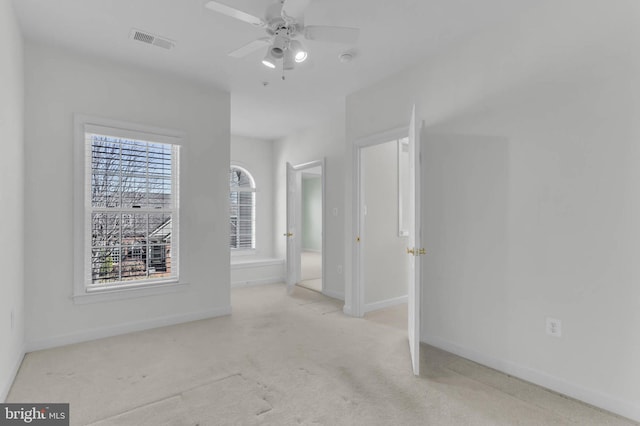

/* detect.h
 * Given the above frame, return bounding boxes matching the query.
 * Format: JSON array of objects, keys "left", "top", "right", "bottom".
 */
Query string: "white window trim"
[
  {"left": 229, "top": 165, "right": 256, "bottom": 253},
  {"left": 73, "top": 114, "right": 187, "bottom": 304}
]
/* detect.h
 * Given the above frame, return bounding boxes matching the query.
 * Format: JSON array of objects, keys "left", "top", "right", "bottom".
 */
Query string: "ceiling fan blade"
[
  {"left": 228, "top": 38, "right": 271, "bottom": 58},
  {"left": 204, "top": 1, "right": 266, "bottom": 28},
  {"left": 304, "top": 26, "right": 359, "bottom": 44},
  {"left": 281, "top": 0, "right": 311, "bottom": 22}
]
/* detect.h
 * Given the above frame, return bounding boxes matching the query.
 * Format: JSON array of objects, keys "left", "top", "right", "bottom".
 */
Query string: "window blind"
[
  {"left": 85, "top": 129, "right": 179, "bottom": 287},
  {"left": 229, "top": 167, "right": 255, "bottom": 250}
]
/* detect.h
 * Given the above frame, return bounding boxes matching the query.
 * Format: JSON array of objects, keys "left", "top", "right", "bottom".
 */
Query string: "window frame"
[
  {"left": 73, "top": 115, "right": 187, "bottom": 304},
  {"left": 229, "top": 165, "right": 256, "bottom": 253}
]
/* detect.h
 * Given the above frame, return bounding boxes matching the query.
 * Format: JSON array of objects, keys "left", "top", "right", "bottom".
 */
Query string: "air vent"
[{"left": 130, "top": 29, "right": 175, "bottom": 50}]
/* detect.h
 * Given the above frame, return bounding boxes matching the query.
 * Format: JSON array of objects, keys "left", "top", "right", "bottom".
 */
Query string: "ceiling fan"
[{"left": 204, "top": 0, "right": 359, "bottom": 72}]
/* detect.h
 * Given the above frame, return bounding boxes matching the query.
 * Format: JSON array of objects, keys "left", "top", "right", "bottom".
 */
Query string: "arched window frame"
[{"left": 229, "top": 165, "right": 256, "bottom": 251}]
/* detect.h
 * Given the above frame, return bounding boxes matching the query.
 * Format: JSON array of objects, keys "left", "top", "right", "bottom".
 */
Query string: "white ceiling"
[{"left": 14, "top": 0, "right": 533, "bottom": 140}]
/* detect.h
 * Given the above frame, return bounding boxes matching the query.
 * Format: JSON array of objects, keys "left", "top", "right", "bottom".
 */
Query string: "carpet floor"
[{"left": 7, "top": 284, "right": 637, "bottom": 425}]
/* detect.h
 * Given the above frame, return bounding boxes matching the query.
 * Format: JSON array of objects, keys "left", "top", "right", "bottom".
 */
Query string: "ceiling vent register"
[{"left": 130, "top": 29, "right": 175, "bottom": 50}]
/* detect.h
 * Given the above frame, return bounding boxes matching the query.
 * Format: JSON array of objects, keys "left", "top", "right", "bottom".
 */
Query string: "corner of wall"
[
  {"left": 0, "top": 0, "right": 26, "bottom": 403},
  {"left": 0, "top": 347, "right": 25, "bottom": 402}
]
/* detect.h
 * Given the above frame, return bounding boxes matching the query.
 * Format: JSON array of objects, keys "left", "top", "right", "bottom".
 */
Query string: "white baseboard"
[
  {"left": 25, "top": 306, "right": 232, "bottom": 353},
  {"left": 343, "top": 304, "right": 352, "bottom": 316},
  {"left": 1, "top": 345, "right": 25, "bottom": 402},
  {"left": 364, "top": 295, "right": 407, "bottom": 313},
  {"left": 231, "top": 277, "right": 284, "bottom": 288},
  {"left": 422, "top": 334, "right": 640, "bottom": 423},
  {"left": 322, "top": 288, "right": 344, "bottom": 301}
]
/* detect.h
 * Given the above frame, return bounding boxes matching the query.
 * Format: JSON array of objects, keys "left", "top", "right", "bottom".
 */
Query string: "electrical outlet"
[
  {"left": 337, "top": 265, "right": 343, "bottom": 274},
  {"left": 546, "top": 317, "right": 562, "bottom": 337}
]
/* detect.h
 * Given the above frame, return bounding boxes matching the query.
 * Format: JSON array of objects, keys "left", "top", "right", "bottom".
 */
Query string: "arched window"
[{"left": 229, "top": 166, "right": 256, "bottom": 250}]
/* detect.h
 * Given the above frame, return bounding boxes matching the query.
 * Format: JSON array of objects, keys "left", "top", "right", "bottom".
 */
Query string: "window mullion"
[
  {"left": 118, "top": 142, "right": 123, "bottom": 282},
  {"left": 145, "top": 143, "right": 150, "bottom": 279},
  {"left": 119, "top": 140, "right": 123, "bottom": 214},
  {"left": 118, "top": 216, "right": 122, "bottom": 282}
]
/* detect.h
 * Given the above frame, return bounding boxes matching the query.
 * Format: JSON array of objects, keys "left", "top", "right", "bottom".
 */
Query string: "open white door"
[
  {"left": 284, "top": 163, "right": 300, "bottom": 293},
  {"left": 407, "top": 105, "right": 422, "bottom": 376},
  {"left": 284, "top": 163, "right": 296, "bottom": 293}
]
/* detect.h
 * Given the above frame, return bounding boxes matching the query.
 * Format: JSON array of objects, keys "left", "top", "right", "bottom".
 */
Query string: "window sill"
[
  {"left": 72, "top": 280, "right": 190, "bottom": 305},
  {"left": 231, "top": 258, "right": 284, "bottom": 269},
  {"left": 230, "top": 249, "right": 257, "bottom": 257}
]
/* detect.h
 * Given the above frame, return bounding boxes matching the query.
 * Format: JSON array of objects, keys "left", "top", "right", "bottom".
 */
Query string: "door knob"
[
  {"left": 407, "top": 247, "right": 426, "bottom": 256},
  {"left": 283, "top": 233, "right": 293, "bottom": 237}
]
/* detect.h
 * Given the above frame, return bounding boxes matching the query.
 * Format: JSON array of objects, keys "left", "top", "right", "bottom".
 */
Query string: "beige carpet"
[
  {"left": 8, "top": 284, "right": 637, "bottom": 426},
  {"left": 298, "top": 250, "right": 322, "bottom": 292}
]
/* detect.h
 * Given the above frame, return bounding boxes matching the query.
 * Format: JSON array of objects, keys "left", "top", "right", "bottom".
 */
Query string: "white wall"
[
  {"left": 23, "top": 42, "right": 231, "bottom": 350},
  {"left": 231, "top": 135, "right": 275, "bottom": 259},
  {"left": 274, "top": 113, "right": 345, "bottom": 300},
  {"left": 0, "top": 0, "right": 24, "bottom": 401},
  {"left": 302, "top": 176, "right": 322, "bottom": 252},
  {"left": 362, "top": 141, "right": 408, "bottom": 307},
  {"left": 346, "top": 0, "right": 640, "bottom": 421}
]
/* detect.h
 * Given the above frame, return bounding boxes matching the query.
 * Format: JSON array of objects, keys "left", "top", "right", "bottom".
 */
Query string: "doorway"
[
  {"left": 360, "top": 138, "right": 409, "bottom": 312},
  {"left": 351, "top": 105, "right": 422, "bottom": 375},
  {"left": 285, "top": 160, "right": 325, "bottom": 295},
  {"left": 299, "top": 167, "right": 323, "bottom": 291}
]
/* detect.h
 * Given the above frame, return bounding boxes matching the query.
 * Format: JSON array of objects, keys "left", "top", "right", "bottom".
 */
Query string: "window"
[
  {"left": 75, "top": 118, "right": 181, "bottom": 298},
  {"left": 229, "top": 166, "right": 255, "bottom": 250}
]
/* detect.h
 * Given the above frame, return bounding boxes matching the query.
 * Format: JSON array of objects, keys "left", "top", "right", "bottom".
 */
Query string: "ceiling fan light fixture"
[
  {"left": 271, "top": 35, "right": 287, "bottom": 59},
  {"left": 295, "top": 50, "right": 308, "bottom": 63},
  {"left": 283, "top": 48, "right": 295, "bottom": 70},
  {"left": 262, "top": 58, "right": 276, "bottom": 69},
  {"left": 289, "top": 39, "right": 308, "bottom": 63},
  {"left": 295, "top": 50, "right": 309, "bottom": 63},
  {"left": 204, "top": 1, "right": 362, "bottom": 75},
  {"left": 262, "top": 49, "right": 276, "bottom": 69}
]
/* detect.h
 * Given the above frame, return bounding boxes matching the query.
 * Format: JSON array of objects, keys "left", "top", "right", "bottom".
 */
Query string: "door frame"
[
  {"left": 285, "top": 158, "right": 326, "bottom": 294},
  {"left": 351, "top": 126, "right": 409, "bottom": 318}
]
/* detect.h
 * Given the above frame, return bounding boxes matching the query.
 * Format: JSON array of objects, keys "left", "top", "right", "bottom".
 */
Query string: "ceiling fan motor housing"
[{"left": 270, "top": 26, "right": 296, "bottom": 58}]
